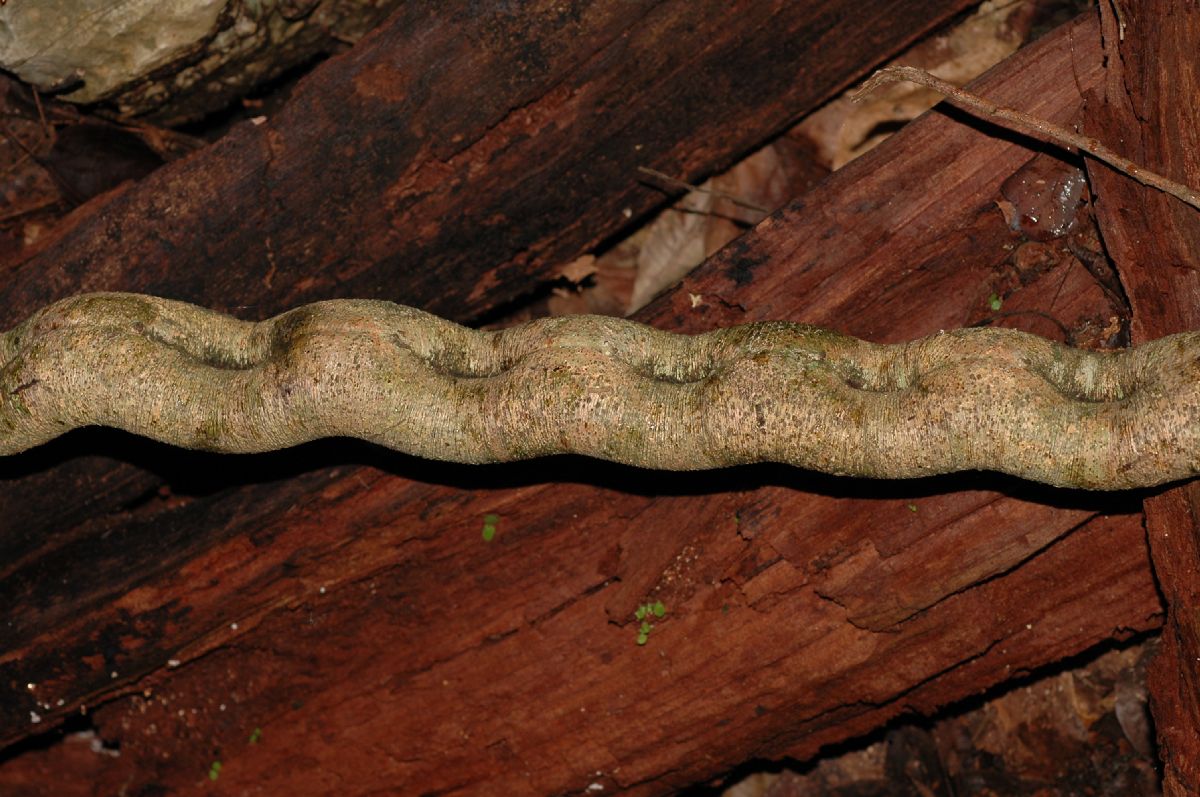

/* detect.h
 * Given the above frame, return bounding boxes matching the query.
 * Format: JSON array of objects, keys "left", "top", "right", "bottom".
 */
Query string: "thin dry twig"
[
  {"left": 0, "top": 119, "right": 41, "bottom": 181},
  {"left": 30, "top": 88, "right": 49, "bottom": 141},
  {"left": 636, "top": 166, "right": 772, "bottom": 216},
  {"left": 852, "top": 65, "right": 1200, "bottom": 212}
]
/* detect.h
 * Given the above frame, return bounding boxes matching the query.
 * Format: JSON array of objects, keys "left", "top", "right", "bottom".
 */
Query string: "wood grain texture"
[
  {"left": 0, "top": 11, "right": 1165, "bottom": 796},
  {"left": 0, "top": 0, "right": 978, "bottom": 327},
  {"left": 1083, "top": 2, "right": 1200, "bottom": 793},
  {"left": 0, "top": 0, "right": 979, "bottom": 619}
]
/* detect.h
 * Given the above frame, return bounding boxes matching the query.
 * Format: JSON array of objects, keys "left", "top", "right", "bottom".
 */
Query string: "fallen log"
[
  {"left": 0, "top": 0, "right": 979, "bottom": 616},
  {"left": 1083, "top": 1, "right": 1200, "bottom": 793},
  {"left": 0, "top": 0, "right": 980, "bottom": 328},
  {"left": 0, "top": 11, "right": 1165, "bottom": 795}
]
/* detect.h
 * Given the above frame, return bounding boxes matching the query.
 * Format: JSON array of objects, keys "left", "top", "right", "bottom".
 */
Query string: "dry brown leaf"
[{"left": 794, "top": 0, "right": 1033, "bottom": 169}]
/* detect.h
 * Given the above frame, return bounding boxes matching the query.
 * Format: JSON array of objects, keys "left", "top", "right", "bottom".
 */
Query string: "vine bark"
[{"left": 4, "top": 292, "right": 1200, "bottom": 489}]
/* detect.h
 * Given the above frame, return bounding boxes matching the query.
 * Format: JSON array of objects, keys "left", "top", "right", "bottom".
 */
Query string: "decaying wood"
[
  {"left": 0, "top": 0, "right": 979, "bottom": 622},
  {"left": 1083, "top": 1, "right": 1200, "bottom": 793},
  {"left": 0, "top": 0, "right": 979, "bottom": 328},
  {"left": 0, "top": 13, "right": 1167, "bottom": 795},
  {"left": 0, "top": 0, "right": 403, "bottom": 123}
]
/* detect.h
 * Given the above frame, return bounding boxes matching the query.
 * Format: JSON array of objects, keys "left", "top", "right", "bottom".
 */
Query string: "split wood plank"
[
  {"left": 1082, "top": 2, "right": 1200, "bottom": 793},
  {"left": 0, "top": 0, "right": 979, "bottom": 327},
  {"left": 0, "top": 0, "right": 980, "bottom": 606},
  {"left": 0, "top": 13, "right": 1164, "bottom": 796}
]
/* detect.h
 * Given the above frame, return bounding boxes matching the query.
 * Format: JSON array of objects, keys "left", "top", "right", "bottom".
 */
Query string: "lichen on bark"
[{"left": 2, "top": 292, "right": 1198, "bottom": 490}]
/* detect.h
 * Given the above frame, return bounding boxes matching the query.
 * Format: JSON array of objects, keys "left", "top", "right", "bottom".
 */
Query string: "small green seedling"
[
  {"left": 634, "top": 601, "right": 666, "bottom": 645},
  {"left": 482, "top": 513, "right": 500, "bottom": 542},
  {"left": 208, "top": 760, "right": 223, "bottom": 781},
  {"left": 988, "top": 293, "right": 1002, "bottom": 311},
  {"left": 906, "top": 503, "right": 918, "bottom": 513},
  {"left": 248, "top": 727, "right": 262, "bottom": 744}
]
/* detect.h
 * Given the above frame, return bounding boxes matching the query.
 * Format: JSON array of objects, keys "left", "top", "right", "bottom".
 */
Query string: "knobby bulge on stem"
[{"left": 2, "top": 292, "right": 1198, "bottom": 490}]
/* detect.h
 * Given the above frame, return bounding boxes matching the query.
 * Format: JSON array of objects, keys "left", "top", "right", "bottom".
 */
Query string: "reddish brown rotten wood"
[
  {"left": 0, "top": 13, "right": 1166, "bottom": 795},
  {"left": 1082, "top": 1, "right": 1200, "bottom": 793},
  {"left": 0, "top": 0, "right": 980, "bottom": 628},
  {"left": 0, "top": 0, "right": 979, "bottom": 327}
]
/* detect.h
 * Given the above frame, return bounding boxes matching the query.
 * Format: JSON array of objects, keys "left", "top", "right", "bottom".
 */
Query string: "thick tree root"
[{"left": 1, "top": 293, "right": 1198, "bottom": 489}]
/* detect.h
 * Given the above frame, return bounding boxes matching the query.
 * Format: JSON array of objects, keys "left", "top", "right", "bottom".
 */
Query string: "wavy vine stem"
[{"left": 1, "top": 293, "right": 1199, "bottom": 489}]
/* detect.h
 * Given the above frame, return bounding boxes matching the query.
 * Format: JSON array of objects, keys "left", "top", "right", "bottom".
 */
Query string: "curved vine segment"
[{"left": 1, "top": 293, "right": 1198, "bottom": 489}]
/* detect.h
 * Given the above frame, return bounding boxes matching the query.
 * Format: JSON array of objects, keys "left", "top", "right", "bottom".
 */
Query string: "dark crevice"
[
  {"left": 0, "top": 710, "right": 115, "bottom": 766},
  {"left": 111, "top": 481, "right": 169, "bottom": 516},
  {"left": 675, "top": 631, "right": 1161, "bottom": 796},
  {"left": 467, "top": 273, "right": 600, "bottom": 329}
]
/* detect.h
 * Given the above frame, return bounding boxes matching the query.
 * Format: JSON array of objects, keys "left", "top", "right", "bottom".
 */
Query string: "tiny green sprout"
[
  {"left": 633, "top": 602, "right": 666, "bottom": 645},
  {"left": 907, "top": 503, "right": 918, "bottom": 513},
  {"left": 988, "top": 293, "right": 1002, "bottom": 311},
  {"left": 208, "top": 760, "right": 223, "bottom": 781},
  {"left": 482, "top": 513, "right": 500, "bottom": 542},
  {"left": 248, "top": 727, "right": 262, "bottom": 744}
]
